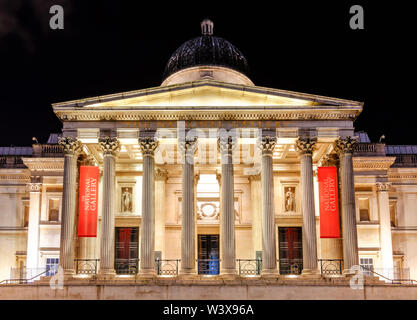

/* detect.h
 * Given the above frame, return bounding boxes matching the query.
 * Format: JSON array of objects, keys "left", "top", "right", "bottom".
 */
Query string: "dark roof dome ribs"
[{"left": 162, "top": 19, "right": 250, "bottom": 81}]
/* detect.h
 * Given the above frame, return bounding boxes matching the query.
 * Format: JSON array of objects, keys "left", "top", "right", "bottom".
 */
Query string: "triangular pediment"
[{"left": 52, "top": 80, "right": 362, "bottom": 109}]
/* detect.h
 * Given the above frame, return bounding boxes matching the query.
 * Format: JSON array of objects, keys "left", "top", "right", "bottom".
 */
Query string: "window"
[
  {"left": 360, "top": 257, "right": 374, "bottom": 276},
  {"left": 48, "top": 198, "right": 60, "bottom": 221},
  {"left": 46, "top": 258, "right": 59, "bottom": 276},
  {"left": 359, "top": 198, "right": 370, "bottom": 221},
  {"left": 389, "top": 202, "right": 397, "bottom": 227},
  {"left": 23, "top": 204, "right": 29, "bottom": 227}
]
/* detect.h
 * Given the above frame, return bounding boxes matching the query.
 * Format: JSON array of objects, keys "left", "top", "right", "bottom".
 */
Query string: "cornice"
[
  {"left": 54, "top": 107, "right": 360, "bottom": 122},
  {"left": 353, "top": 157, "right": 396, "bottom": 171},
  {"left": 21, "top": 157, "right": 64, "bottom": 171}
]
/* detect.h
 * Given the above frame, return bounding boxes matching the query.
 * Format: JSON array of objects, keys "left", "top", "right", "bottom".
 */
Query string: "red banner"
[
  {"left": 318, "top": 166, "right": 340, "bottom": 238},
  {"left": 78, "top": 166, "right": 99, "bottom": 237}
]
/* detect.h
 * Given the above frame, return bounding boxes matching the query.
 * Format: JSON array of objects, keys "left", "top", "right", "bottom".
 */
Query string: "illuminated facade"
[{"left": 1, "top": 20, "right": 417, "bottom": 296}]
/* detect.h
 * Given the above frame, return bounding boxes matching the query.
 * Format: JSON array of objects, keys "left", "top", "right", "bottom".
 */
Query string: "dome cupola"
[{"left": 161, "top": 19, "right": 253, "bottom": 86}]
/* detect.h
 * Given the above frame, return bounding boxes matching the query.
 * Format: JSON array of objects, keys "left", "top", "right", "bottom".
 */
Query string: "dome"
[{"left": 161, "top": 19, "right": 251, "bottom": 85}]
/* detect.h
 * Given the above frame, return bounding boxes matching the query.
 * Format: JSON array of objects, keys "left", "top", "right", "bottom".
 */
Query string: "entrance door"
[
  {"left": 278, "top": 227, "right": 303, "bottom": 275},
  {"left": 198, "top": 234, "right": 219, "bottom": 275},
  {"left": 115, "top": 227, "right": 139, "bottom": 274}
]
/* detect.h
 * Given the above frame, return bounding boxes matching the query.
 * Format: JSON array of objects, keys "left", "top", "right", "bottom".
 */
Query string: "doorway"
[
  {"left": 278, "top": 227, "right": 303, "bottom": 275},
  {"left": 115, "top": 227, "right": 139, "bottom": 274},
  {"left": 198, "top": 234, "right": 219, "bottom": 275}
]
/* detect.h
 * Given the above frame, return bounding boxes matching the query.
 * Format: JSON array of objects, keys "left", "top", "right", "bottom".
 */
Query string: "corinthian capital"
[
  {"left": 376, "top": 182, "right": 391, "bottom": 192},
  {"left": 258, "top": 136, "right": 277, "bottom": 155},
  {"left": 334, "top": 136, "right": 358, "bottom": 155},
  {"left": 218, "top": 136, "right": 237, "bottom": 154},
  {"left": 139, "top": 137, "right": 159, "bottom": 156},
  {"left": 178, "top": 137, "right": 198, "bottom": 154},
  {"left": 27, "top": 183, "right": 42, "bottom": 192},
  {"left": 58, "top": 137, "right": 82, "bottom": 156},
  {"left": 295, "top": 137, "right": 317, "bottom": 155},
  {"left": 99, "top": 137, "right": 120, "bottom": 156},
  {"left": 154, "top": 167, "right": 168, "bottom": 181}
]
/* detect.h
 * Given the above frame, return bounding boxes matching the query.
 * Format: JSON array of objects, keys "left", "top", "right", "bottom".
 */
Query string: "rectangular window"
[
  {"left": 389, "top": 202, "right": 397, "bottom": 227},
  {"left": 359, "top": 198, "right": 370, "bottom": 221},
  {"left": 46, "top": 258, "right": 59, "bottom": 276},
  {"left": 360, "top": 257, "right": 374, "bottom": 276},
  {"left": 48, "top": 198, "right": 60, "bottom": 222},
  {"left": 23, "top": 204, "right": 29, "bottom": 227}
]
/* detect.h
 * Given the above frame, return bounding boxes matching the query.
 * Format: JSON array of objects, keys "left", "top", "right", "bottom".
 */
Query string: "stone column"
[
  {"left": 178, "top": 138, "right": 197, "bottom": 275},
  {"left": 219, "top": 136, "right": 236, "bottom": 275},
  {"left": 376, "top": 182, "right": 394, "bottom": 278},
  {"left": 98, "top": 137, "right": 120, "bottom": 275},
  {"left": 296, "top": 137, "right": 319, "bottom": 274},
  {"left": 335, "top": 137, "right": 359, "bottom": 272},
  {"left": 139, "top": 137, "right": 159, "bottom": 275},
  {"left": 58, "top": 137, "right": 82, "bottom": 275},
  {"left": 259, "top": 136, "right": 278, "bottom": 275},
  {"left": 250, "top": 174, "right": 262, "bottom": 258},
  {"left": 26, "top": 180, "right": 42, "bottom": 271},
  {"left": 155, "top": 168, "right": 168, "bottom": 259}
]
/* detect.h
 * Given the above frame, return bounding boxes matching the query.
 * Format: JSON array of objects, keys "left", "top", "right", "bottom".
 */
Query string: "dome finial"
[{"left": 201, "top": 19, "right": 213, "bottom": 35}]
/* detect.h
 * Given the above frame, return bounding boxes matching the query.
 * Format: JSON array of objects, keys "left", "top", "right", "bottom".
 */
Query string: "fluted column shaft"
[
  {"left": 376, "top": 183, "right": 394, "bottom": 277},
  {"left": 219, "top": 137, "right": 236, "bottom": 274},
  {"left": 58, "top": 137, "right": 82, "bottom": 274},
  {"left": 139, "top": 137, "right": 159, "bottom": 275},
  {"left": 335, "top": 137, "right": 359, "bottom": 272},
  {"left": 259, "top": 136, "right": 277, "bottom": 274},
  {"left": 99, "top": 137, "right": 120, "bottom": 274},
  {"left": 179, "top": 138, "right": 197, "bottom": 274},
  {"left": 296, "top": 137, "right": 318, "bottom": 273}
]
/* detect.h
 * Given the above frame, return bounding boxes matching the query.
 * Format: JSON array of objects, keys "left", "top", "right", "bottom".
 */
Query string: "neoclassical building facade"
[{"left": 1, "top": 20, "right": 416, "bottom": 286}]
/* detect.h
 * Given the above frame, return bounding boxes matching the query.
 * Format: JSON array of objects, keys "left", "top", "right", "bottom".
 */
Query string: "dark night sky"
[{"left": 0, "top": 1, "right": 415, "bottom": 146}]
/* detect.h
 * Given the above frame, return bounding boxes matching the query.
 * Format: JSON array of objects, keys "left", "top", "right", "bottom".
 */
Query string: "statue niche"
[
  {"left": 121, "top": 187, "right": 133, "bottom": 213},
  {"left": 284, "top": 187, "right": 296, "bottom": 212}
]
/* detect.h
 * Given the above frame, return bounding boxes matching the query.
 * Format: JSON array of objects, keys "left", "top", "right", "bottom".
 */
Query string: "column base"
[
  {"left": 96, "top": 270, "right": 116, "bottom": 280},
  {"left": 220, "top": 269, "right": 237, "bottom": 280},
  {"left": 138, "top": 268, "right": 157, "bottom": 279},
  {"left": 261, "top": 268, "right": 279, "bottom": 278},
  {"left": 301, "top": 269, "right": 322, "bottom": 278}
]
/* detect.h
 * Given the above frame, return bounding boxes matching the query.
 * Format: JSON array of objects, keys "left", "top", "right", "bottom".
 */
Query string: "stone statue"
[
  {"left": 122, "top": 188, "right": 132, "bottom": 212},
  {"left": 285, "top": 188, "right": 295, "bottom": 212}
]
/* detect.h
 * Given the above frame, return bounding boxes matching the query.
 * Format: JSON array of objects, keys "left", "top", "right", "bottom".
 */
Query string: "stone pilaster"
[
  {"left": 26, "top": 181, "right": 42, "bottom": 271},
  {"left": 154, "top": 168, "right": 168, "bottom": 259},
  {"left": 98, "top": 137, "right": 120, "bottom": 275},
  {"left": 376, "top": 182, "right": 394, "bottom": 278},
  {"left": 178, "top": 138, "right": 198, "bottom": 275},
  {"left": 219, "top": 136, "right": 237, "bottom": 275},
  {"left": 259, "top": 136, "right": 278, "bottom": 275},
  {"left": 296, "top": 137, "right": 319, "bottom": 274},
  {"left": 334, "top": 136, "right": 359, "bottom": 272},
  {"left": 58, "top": 137, "right": 82, "bottom": 275},
  {"left": 249, "top": 174, "right": 262, "bottom": 258}
]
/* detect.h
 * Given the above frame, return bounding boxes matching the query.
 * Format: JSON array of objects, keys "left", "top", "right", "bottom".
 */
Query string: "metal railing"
[
  {"left": 155, "top": 259, "right": 180, "bottom": 276},
  {"left": 75, "top": 259, "right": 99, "bottom": 275},
  {"left": 237, "top": 259, "right": 262, "bottom": 276},
  {"left": 319, "top": 259, "right": 344, "bottom": 275},
  {"left": 278, "top": 259, "right": 303, "bottom": 275},
  {"left": 360, "top": 265, "right": 417, "bottom": 284},
  {"left": 115, "top": 258, "right": 139, "bottom": 275},
  {"left": 197, "top": 259, "right": 220, "bottom": 275},
  {"left": 0, "top": 268, "right": 50, "bottom": 285}
]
